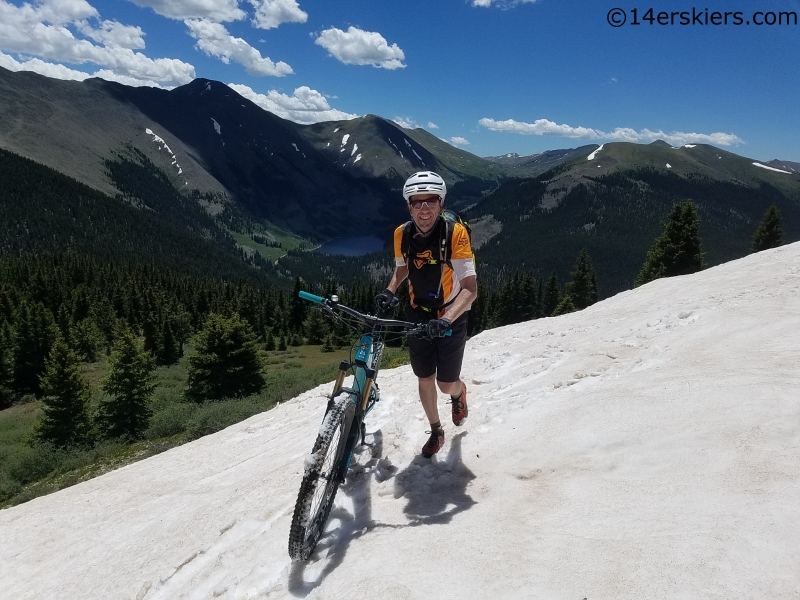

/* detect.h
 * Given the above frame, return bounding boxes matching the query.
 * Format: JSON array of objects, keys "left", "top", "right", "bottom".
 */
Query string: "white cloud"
[
  {"left": 0, "top": 51, "right": 89, "bottom": 80},
  {"left": 5, "top": 0, "right": 99, "bottom": 25},
  {"left": 315, "top": 26, "right": 405, "bottom": 70},
  {"left": 479, "top": 117, "right": 744, "bottom": 146},
  {"left": 0, "top": 51, "right": 168, "bottom": 87},
  {"left": 184, "top": 18, "right": 292, "bottom": 76},
  {"left": 77, "top": 19, "right": 146, "bottom": 49},
  {"left": 228, "top": 83, "right": 359, "bottom": 124},
  {"left": 250, "top": 0, "right": 307, "bottom": 30},
  {"left": 427, "top": 122, "right": 439, "bottom": 129},
  {"left": 0, "top": 0, "right": 195, "bottom": 87},
  {"left": 125, "top": 0, "right": 245, "bottom": 22},
  {"left": 392, "top": 116, "right": 420, "bottom": 129},
  {"left": 451, "top": 136, "right": 470, "bottom": 146},
  {"left": 91, "top": 68, "right": 167, "bottom": 87}
]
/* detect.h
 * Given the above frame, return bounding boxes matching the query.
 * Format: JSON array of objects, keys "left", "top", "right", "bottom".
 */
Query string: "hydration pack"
[{"left": 400, "top": 209, "right": 473, "bottom": 269}]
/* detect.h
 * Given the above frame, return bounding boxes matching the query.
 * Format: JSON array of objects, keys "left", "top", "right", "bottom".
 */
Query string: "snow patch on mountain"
[
  {"left": 145, "top": 128, "right": 182, "bottom": 175},
  {"left": 587, "top": 144, "right": 604, "bottom": 160},
  {"left": 752, "top": 162, "right": 791, "bottom": 174}
]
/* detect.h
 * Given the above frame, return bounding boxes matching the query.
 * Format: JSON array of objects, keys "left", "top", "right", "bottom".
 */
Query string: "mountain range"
[{"left": 2, "top": 66, "right": 799, "bottom": 295}]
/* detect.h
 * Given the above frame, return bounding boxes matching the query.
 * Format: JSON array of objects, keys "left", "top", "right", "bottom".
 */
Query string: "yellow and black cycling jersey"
[{"left": 394, "top": 216, "right": 476, "bottom": 317}]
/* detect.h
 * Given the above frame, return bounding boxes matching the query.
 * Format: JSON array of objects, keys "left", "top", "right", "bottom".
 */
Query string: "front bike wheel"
[{"left": 288, "top": 396, "right": 356, "bottom": 560}]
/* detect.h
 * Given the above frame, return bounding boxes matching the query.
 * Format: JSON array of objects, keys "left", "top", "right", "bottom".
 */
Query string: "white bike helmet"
[{"left": 402, "top": 171, "right": 447, "bottom": 203}]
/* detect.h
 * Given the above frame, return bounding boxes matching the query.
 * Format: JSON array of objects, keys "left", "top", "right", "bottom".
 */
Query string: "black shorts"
[{"left": 405, "top": 307, "right": 468, "bottom": 383}]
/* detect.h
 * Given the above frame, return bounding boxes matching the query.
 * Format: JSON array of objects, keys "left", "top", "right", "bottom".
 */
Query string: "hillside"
[
  {"left": 2, "top": 243, "right": 799, "bottom": 599},
  {"left": 467, "top": 142, "right": 800, "bottom": 294},
  {"left": 0, "top": 149, "right": 272, "bottom": 283},
  {"left": 297, "top": 115, "right": 509, "bottom": 208},
  {"left": 0, "top": 68, "right": 405, "bottom": 239}
]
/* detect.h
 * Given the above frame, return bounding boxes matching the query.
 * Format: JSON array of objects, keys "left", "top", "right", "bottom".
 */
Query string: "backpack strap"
[
  {"left": 442, "top": 218, "right": 454, "bottom": 268},
  {"left": 401, "top": 218, "right": 451, "bottom": 267},
  {"left": 400, "top": 221, "right": 413, "bottom": 263}
]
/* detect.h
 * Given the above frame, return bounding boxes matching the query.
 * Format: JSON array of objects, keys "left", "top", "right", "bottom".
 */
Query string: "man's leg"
[
  {"left": 434, "top": 315, "right": 469, "bottom": 426},
  {"left": 437, "top": 379, "right": 463, "bottom": 398},
  {"left": 419, "top": 374, "right": 445, "bottom": 457},
  {"left": 438, "top": 379, "right": 468, "bottom": 426},
  {"left": 418, "top": 373, "right": 440, "bottom": 424}
]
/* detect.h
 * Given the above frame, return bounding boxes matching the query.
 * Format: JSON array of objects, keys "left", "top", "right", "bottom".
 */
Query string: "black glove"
[
  {"left": 374, "top": 288, "right": 397, "bottom": 313},
  {"left": 426, "top": 318, "right": 452, "bottom": 338}
]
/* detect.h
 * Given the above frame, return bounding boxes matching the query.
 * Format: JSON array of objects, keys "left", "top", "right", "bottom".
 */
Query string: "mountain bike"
[{"left": 288, "top": 291, "right": 431, "bottom": 561}]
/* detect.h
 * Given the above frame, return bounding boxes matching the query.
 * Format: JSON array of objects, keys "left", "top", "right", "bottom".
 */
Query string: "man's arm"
[
  {"left": 386, "top": 265, "right": 409, "bottom": 294},
  {"left": 442, "top": 275, "right": 477, "bottom": 323}
]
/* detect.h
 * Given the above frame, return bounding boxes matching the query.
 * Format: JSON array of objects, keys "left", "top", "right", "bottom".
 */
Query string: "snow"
[
  {"left": 3, "top": 244, "right": 800, "bottom": 599},
  {"left": 292, "top": 143, "right": 300, "bottom": 152},
  {"left": 144, "top": 129, "right": 182, "bottom": 175},
  {"left": 350, "top": 144, "right": 358, "bottom": 157},
  {"left": 752, "top": 162, "right": 792, "bottom": 174},
  {"left": 353, "top": 153, "right": 362, "bottom": 164},
  {"left": 211, "top": 118, "right": 221, "bottom": 135},
  {"left": 340, "top": 134, "right": 349, "bottom": 147},
  {"left": 684, "top": 144, "right": 697, "bottom": 148},
  {"left": 587, "top": 144, "right": 604, "bottom": 160},
  {"left": 666, "top": 163, "right": 672, "bottom": 168},
  {"left": 412, "top": 149, "right": 424, "bottom": 164},
  {"left": 333, "top": 127, "right": 340, "bottom": 133}
]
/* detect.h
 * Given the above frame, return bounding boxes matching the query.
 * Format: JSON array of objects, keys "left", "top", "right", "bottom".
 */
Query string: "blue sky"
[{"left": 1, "top": 0, "right": 798, "bottom": 161}]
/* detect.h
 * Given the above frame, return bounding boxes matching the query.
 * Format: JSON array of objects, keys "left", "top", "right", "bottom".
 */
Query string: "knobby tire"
[{"left": 288, "top": 396, "right": 356, "bottom": 560}]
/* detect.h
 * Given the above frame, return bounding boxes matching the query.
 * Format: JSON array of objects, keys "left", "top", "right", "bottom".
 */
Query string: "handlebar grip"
[{"left": 299, "top": 290, "right": 325, "bottom": 304}]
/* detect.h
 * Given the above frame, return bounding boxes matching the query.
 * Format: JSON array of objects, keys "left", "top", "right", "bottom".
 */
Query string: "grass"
[
  {"left": 230, "top": 220, "right": 315, "bottom": 262},
  {"left": 0, "top": 339, "right": 411, "bottom": 509}
]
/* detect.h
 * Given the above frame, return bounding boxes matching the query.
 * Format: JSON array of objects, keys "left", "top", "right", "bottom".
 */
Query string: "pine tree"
[
  {"left": 278, "top": 334, "right": 287, "bottom": 351},
  {"left": 635, "top": 200, "right": 704, "bottom": 287},
  {"left": 0, "top": 321, "right": 13, "bottom": 408},
  {"left": 304, "top": 308, "right": 328, "bottom": 345},
  {"left": 97, "top": 327, "right": 155, "bottom": 441},
  {"left": 321, "top": 333, "right": 335, "bottom": 353},
  {"left": 185, "top": 313, "right": 264, "bottom": 402},
  {"left": 168, "top": 307, "right": 193, "bottom": 357},
  {"left": 752, "top": 203, "right": 784, "bottom": 252},
  {"left": 157, "top": 319, "right": 180, "bottom": 365},
  {"left": 264, "top": 329, "right": 276, "bottom": 351},
  {"left": 467, "top": 280, "right": 490, "bottom": 336},
  {"left": 551, "top": 293, "right": 577, "bottom": 316},
  {"left": 142, "top": 314, "right": 162, "bottom": 358},
  {"left": 542, "top": 272, "right": 561, "bottom": 317},
  {"left": 69, "top": 318, "right": 105, "bottom": 362},
  {"left": 34, "top": 336, "right": 93, "bottom": 448},
  {"left": 289, "top": 277, "right": 306, "bottom": 332},
  {"left": 565, "top": 249, "right": 598, "bottom": 310},
  {"left": 90, "top": 295, "right": 117, "bottom": 352},
  {"left": 332, "top": 318, "right": 351, "bottom": 349},
  {"left": 11, "top": 301, "right": 59, "bottom": 396}
]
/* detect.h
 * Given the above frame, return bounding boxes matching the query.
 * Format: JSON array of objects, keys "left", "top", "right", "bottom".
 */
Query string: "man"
[{"left": 375, "top": 172, "right": 477, "bottom": 458}]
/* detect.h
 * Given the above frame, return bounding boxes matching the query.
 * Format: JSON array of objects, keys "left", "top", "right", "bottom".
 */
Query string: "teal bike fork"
[{"left": 333, "top": 334, "right": 382, "bottom": 482}]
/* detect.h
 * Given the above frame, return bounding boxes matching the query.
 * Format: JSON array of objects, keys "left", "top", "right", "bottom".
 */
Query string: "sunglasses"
[{"left": 409, "top": 198, "right": 441, "bottom": 210}]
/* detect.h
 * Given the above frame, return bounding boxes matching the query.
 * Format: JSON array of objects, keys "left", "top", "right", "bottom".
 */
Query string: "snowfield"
[{"left": 2, "top": 243, "right": 800, "bottom": 599}]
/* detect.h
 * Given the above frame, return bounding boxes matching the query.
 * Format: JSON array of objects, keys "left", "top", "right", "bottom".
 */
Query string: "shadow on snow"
[{"left": 288, "top": 430, "right": 476, "bottom": 596}]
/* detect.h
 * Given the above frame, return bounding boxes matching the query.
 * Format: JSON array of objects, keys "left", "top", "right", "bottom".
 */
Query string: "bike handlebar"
[{"left": 299, "top": 290, "right": 436, "bottom": 337}]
